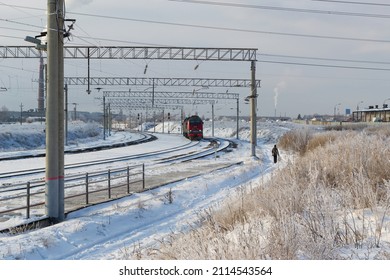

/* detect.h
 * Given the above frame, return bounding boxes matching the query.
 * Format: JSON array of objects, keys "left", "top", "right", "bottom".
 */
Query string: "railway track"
[
  {"left": 0, "top": 134, "right": 232, "bottom": 187},
  {"left": 0, "top": 132, "right": 156, "bottom": 162},
  {"left": 0, "top": 132, "right": 238, "bottom": 233},
  {"left": 0, "top": 134, "right": 198, "bottom": 182},
  {"left": 153, "top": 137, "right": 231, "bottom": 164}
]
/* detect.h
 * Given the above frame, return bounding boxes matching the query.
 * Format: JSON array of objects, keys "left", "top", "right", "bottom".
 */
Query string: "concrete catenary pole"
[
  {"left": 45, "top": 0, "right": 65, "bottom": 222},
  {"left": 250, "top": 60, "right": 257, "bottom": 157}
]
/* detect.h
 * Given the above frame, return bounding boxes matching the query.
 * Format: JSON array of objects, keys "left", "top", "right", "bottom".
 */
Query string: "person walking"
[{"left": 272, "top": 144, "right": 280, "bottom": 163}]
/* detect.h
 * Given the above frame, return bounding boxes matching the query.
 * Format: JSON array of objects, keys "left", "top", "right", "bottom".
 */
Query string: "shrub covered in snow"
[
  {"left": 66, "top": 121, "right": 101, "bottom": 145},
  {"left": 149, "top": 125, "right": 390, "bottom": 260},
  {"left": 0, "top": 121, "right": 102, "bottom": 151}
]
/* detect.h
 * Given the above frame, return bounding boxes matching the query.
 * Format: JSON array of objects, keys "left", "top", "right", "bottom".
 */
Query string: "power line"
[
  {"left": 0, "top": 18, "right": 45, "bottom": 31},
  {"left": 312, "top": 0, "right": 390, "bottom": 7},
  {"left": 259, "top": 59, "right": 390, "bottom": 71},
  {"left": 1, "top": 4, "right": 390, "bottom": 45},
  {"left": 71, "top": 34, "right": 170, "bottom": 47},
  {"left": 70, "top": 32, "right": 379, "bottom": 48},
  {"left": 0, "top": 26, "right": 39, "bottom": 34},
  {"left": 169, "top": 0, "right": 390, "bottom": 19},
  {"left": 0, "top": 3, "right": 44, "bottom": 12},
  {"left": 63, "top": 13, "right": 390, "bottom": 44},
  {"left": 4, "top": 1, "right": 390, "bottom": 17},
  {"left": 0, "top": 63, "right": 38, "bottom": 73},
  {"left": 0, "top": 34, "right": 24, "bottom": 40},
  {"left": 261, "top": 53, "right": 390, "bottom": 65}
]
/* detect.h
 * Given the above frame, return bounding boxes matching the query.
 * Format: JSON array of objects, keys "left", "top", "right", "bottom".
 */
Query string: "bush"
[
  {"left": 277, "top": 128, "right": 312, "bottom": 155},
  {"left": 257, "top": 129, "right": 390, "bottom": 258},
  {"left": 142, "top": 127, "right": 390, "bottom": 260}
]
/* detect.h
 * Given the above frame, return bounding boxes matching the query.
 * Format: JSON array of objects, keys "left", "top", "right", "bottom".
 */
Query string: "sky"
[{"left": 1, "top": 0, "right": 390, "bottom": 118}]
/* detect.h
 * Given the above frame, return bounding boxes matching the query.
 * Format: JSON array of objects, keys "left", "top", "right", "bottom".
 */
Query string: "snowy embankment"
[
  {"left": 0, "top": 119, "right": 292, "bottom": 260},
  {"left": 0, "top": 121, "right": 100, "bottom": 151},
  {"left": 0, "top": 121, "right": 143, "bottom": 159}
]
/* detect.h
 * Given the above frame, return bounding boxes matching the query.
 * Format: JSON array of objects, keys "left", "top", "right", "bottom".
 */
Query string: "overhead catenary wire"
[
  {"left": 40, "top": 15, "right": 390, "bottom": 45},
  {"left": 261, "top": 53, "right": 390, "bottom": 66},
  {"left": 0, "top": 18, "right": 46, "bottom": 31},
  {"left": 168, "top": 0, "right": 390, "bottom": 19},
  {"left": 259, "top": 52, "right": 390, "bottom": 72},
  {"left": 2, "top": 2, "right": 390, "bottom": 74},
  {"left": 258, "top": 59, "right": 390, "bottom": 71},
  {"left": 1, "top": 3, "right": 390, "bottom": 45},
  {"left": 3, "top": 1, "right": 390, "bottom": 19},
  {"left": 0, "top": 34, "right": 25, "bottom": 40},
  {"left": 50, "top": 11, "right": 390, "bottom": 44},
  {"left": 0, "top": 26, "right": 41, "bottom": 34},
  {"left": 312, "top": 0, "right": 390, "bottom": 7},
  {"left": 60, "top": 24, "right": 390, "bottom": 45},
  {"left": 3, "top": 1, "right": 390, "bottom": 18}
]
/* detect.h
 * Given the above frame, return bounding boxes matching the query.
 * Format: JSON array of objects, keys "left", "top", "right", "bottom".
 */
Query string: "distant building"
[{"left": 352, "top": 104, "right": 390, "bottom": 122}]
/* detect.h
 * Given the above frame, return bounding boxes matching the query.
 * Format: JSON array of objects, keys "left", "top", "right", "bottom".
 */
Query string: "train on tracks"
[{"left": 182, "top": 115, "right": 203, "bottom": 140}]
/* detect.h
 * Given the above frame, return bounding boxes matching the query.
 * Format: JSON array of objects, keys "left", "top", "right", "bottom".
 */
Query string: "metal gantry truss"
[
  {"left": 2, "top": 22, "right": 258, "bottom": 223},
  {"left": 103, "top": 89, "right": 240, "bottom": 138},
  {"left": 103, "top": 90, "right": 239, "bottom": 100},
  {"left": 0, "top": 46, "right": 257, "bottom": 61},
  {"left": 113, "top": 104, "right": 184, "bottom": 110},
  {"left": 64, "top": 77, "right": 261, "bottom": 88},
  {"left": 107, "top": 98, "right": 216, "bottom": 107},
  {"left": 2, "top": 45, "right": 258, "bottom": 157}
]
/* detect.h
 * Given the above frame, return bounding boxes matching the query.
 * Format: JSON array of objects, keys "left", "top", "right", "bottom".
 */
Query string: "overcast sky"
[{"left": 1, "top": 0, "right": 390, "bottom": 118}]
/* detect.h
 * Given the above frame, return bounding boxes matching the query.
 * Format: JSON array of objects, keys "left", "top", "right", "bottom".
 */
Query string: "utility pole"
[
  {"left": 45, "top": 0, "right": 65, "bottom": 222},
  {"left": 20, "top": 103, "right": 23, "bottom": 125},
  {"left": 250, "top": 60, "right": 257, "bottom": 157}
]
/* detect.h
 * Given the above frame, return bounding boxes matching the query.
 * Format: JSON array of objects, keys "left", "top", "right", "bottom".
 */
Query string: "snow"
[
  {"left": 0, "top": 120, "right": 283, "bottom": 258},
  {"left": 0, "top": 119, "right": 388, "bottom": 279}
]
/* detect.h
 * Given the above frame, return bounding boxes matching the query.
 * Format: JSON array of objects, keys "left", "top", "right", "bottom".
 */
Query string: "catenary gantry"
[
  {"left": 102, "top": 90, "right": 239, "bottom": 100},
  {"left": 1, "top": 2, "right": 259, "bottom": 223},
  {"left": 2, "top": 46, "right": 258, "bottom": 157},
  {"left": 0, "top": 46, "right": 257, "bottom": 61},
  {"left": 64, "top": 77, "right": 260, "bottom": 88}
]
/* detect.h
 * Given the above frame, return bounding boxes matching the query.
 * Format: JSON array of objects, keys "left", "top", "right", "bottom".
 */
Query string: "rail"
[{"left": 0, "top": 164, "right": 145, "bottom": 220}]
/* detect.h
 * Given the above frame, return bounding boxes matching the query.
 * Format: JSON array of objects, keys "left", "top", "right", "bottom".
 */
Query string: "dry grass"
[
  {"left": 136, "top": 124, "right": 390, "bottom": 260},
  {"left": 277, "top": 127, "right": 312, "bottom": 155}
]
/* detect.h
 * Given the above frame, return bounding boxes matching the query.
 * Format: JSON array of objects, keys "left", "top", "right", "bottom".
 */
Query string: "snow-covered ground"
[
  {"left": 0, "top": 119, "right": 387, "bottom": 279},
  {"left": 0, "top": 121, "right": 144, "bottom": 159},
  {"left": 0, "top": 119, "right": 286, "bottom": 257}
]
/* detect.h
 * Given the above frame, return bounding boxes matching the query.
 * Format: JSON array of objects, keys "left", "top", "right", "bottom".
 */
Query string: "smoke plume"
[{"left": 273, "top": 81, "right": 286, "bottom": 109}]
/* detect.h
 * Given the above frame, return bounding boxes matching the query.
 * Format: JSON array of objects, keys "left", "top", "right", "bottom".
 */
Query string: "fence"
[{"left": 0, "top": 164, "right": 144, "bottom": 220}]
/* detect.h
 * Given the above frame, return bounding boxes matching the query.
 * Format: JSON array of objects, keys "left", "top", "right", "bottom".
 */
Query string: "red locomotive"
[{"left": 182, "top": 115, "right": 203, "bottom": 140}]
